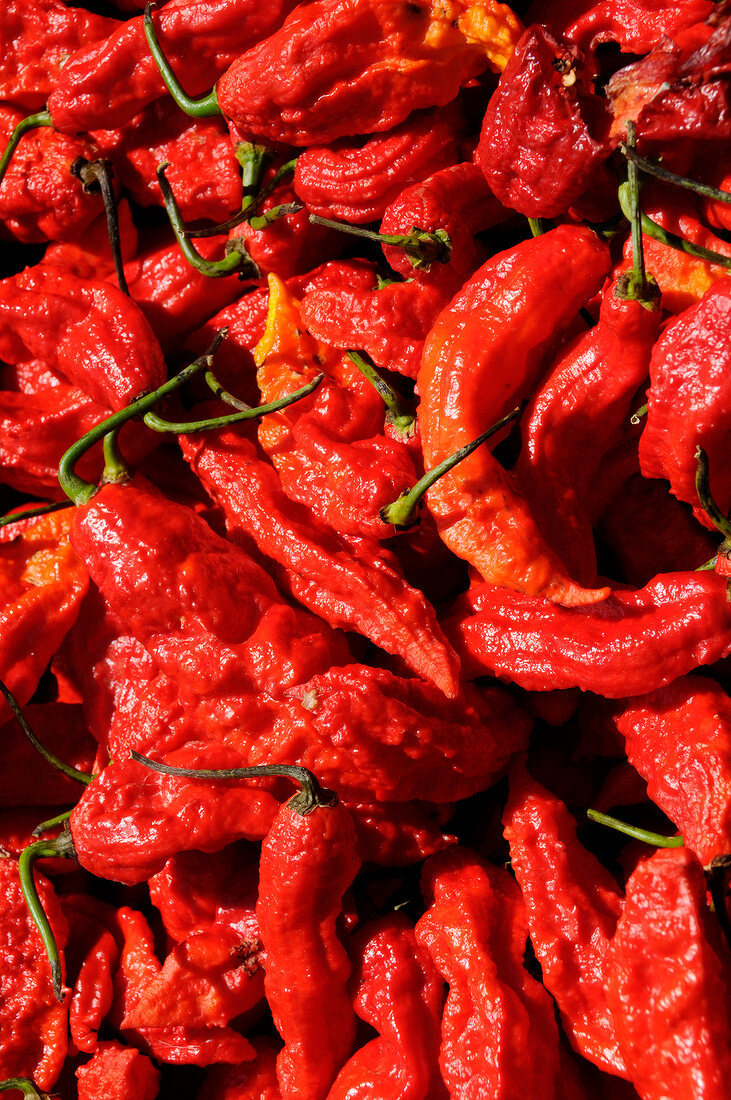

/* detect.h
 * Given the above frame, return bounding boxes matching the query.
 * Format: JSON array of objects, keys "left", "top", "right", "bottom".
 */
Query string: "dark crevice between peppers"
[{"left": 0, "top": 678, "right": 93, "bottom": 786}]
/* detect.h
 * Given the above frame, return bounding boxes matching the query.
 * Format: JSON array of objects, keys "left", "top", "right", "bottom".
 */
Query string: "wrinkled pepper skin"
[
  {"left": 477, "top": 24, "right": 608, "bottom": 218},
  {"left": 503, "top": 760, "right": 627, "bottom": 1077},
  {"left": 0, "top": 509, "right": 88, "bottom": 724},
  {"left": 418, "top": 224, "right": 611, "bottom": 605},
  {"left": 257, "top": 798, "right": 361, "bottom": 1100},
  {"left": 75, "top": 1040, "right": 160, "bottom": 1100},
  {"left": 69, "top": 478, "right": 349, "bottom": 702},
  {"left": 294, "top": 100, "right": 468, "bottom": 224},
  {"left": 639, "top": 276, "right": 731, "bottom": 526},
  {"left": 328, "top": 913, "right": 447, "bottom": 1100},
  {"left": 217, "top": 0, "right": 523, "bottom": 146},
  {"left": 46, "top": 0, "right": 300, "bottom": 133},
  {"left": 446, "top": 572, "right": 731, "bottom": 697},
  {"left": 0, "top": 105, "right": 104, "bottom": 244},
  {"left": 0, "top": 265, "right": 166, "bottom": 411},
  {"left": 416, "top": 847, "right": 562, "bottom": 1098},
  {"left": 515, "top": 273, "right": 661, "bottom": 586},
  {"left": 0, "top": 0, "right": 117, "bottom": 111},
  {"left": 67, "top": 739, "right": 280, "bottom": 885},
  {"left": 180, "top": 426, "right": 461, "bottom": 697},
  {"left": 0, "top": 857, "right": 69, "bottom": 1090},
  {"left": 197, "top": 1036, "right": 282, "bottom": 1100},
  {"left": 614, "top": 675, "right": 731, "bottom": 864},
  {"left": 605, "top": 848, "right": 731, "bottom": 1100}
]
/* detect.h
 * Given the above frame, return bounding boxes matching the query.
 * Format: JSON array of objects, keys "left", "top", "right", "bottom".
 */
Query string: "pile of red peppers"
[{"left": 1, "top": 0, "right": 731, "bottom": 1095}]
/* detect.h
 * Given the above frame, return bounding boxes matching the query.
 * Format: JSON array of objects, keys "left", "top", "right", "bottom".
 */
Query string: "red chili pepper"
[
  {"left": 197, "top": 1036, "right": 281, "bottom": 1099},
  {"left": 503, "top": 759, "right": 627, "bottom": 1077},
  {"left": 75, "top": 1040, "right": 160, "bottom": 1100},
  {"left": 418, "top": 224, "right": 611, "bottom": 605},
  {"left": 604, "top": 847, "right": 731, "bottom": 1099},
  {"left": 180, "top": 425, "right": 461, "bottom": 696},
  {"left": 215, "top": 0, "right": 523, "bottom": 146},
  {"left": 328, "top": 913, "right": 447, "bottom": 1100},
  {"left": 343, "top": 800, "right": 456, "bottom": 867},
  {"left": 415, "top": 847, "right": 562, "bottom": 1098},
  {"left": 515, "top": 272, "right": 661, "bottom": 585},
  {"left": 613, "top": 674, "right": 731, "bottom": 864},
  {"left": 294, "top": 99, "right": 469, "bottom": 225},
  {"left": 446, "top": 572, "right": 731, "bottom": 697},
  {"left": 257, "top": 792, "right": 360, "bottom": 1100},
  {"left": 46, "top": 0, "right": 301, "bottom": 133},
  {"left": 639, "top": 276, "right": 731, "bottom": 526},
  {"left": 476, "top": 24, "right": 609, "bottom": 219},
  {"left": 0, "top": 857, "right": 69, "bottom": 1090}
]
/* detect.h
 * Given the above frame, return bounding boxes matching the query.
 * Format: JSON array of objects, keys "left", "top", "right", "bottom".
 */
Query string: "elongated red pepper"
[
  {"left": 215, "top": 0, "right": 523, "bottom": 146},
  {"left": 604, "top": 847, "right": 731, "bottom": 1099},
  {"left": 418, "top": 224, "right": 611, "bottom": 605},
  {"left": 180, "top": 425, "right": 461, "bottom": 696},
  {"left": 415, "top": 847, "right": 562, "bottom": 1098},
  {"left": 503, "top": 760, "right": 627, "bottom": 1077},
  {"left": 515, "top": 272, "right": 661, "bottom": 585},
  {"left": 446, "top": 572, "right": 731, "bottom": 697},
  {"left": 257, "top": 793, "right": 360, "bottom": 1100},
  {"left": 614, "top": 674, "right": 731, "bottom": 864},
  {"left": 328, "top": 913, "right": 447, "bottom": 1100}
]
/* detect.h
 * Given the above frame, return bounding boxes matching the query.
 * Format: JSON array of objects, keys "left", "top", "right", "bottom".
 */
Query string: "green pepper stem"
[
  {"left": 33, "top": 810, "right": 73, "bottom": 837},
  {"left": 248, "top": 200, "right": 302, "bottom": 231},
  {"left": 381, "top": 406, "right": 521, "bottom": 528},
  {"left": 144, "top": 3, "right": 220, "bottom": 117},
  {"left": 130, "top": 750, "right": 336, "bottom": 816},
  {"left": 101, "top": 428, "right": 128, "bottom": 486},
  {"left": 70, "top": 157, "right": 129, "bottom": 295},
  {"left": 0, "top": 678, "right": 93, "bottom": 785},
  {"left": 58, "top": 332, "right": 227, "bottom": 504},
  {"left": 630, "top": 402, "right": 648, "bottom": 425},
  {"left": 308, "top": 214, "right": 451, "bottom": 271},
  {"left": 695, "top": 446, "right": 731, "bottom": 540},
  {"left": 204, "top": 369, "right": 251, "bottom": 411},
  {"left": 0, "top": 110, "right": 52, "bottom": 190},
  {"left": 617, "top": 122, "right": 661, "bottom": 310},
  {"left": 587, "top": 808, "right": 684, "bottom": 848},
  {"left": 618, "top": 178, "right": 731, "bottom": 271},
  {"left": 19, "top": 830, "right": 76, "bottom": 1000},
  {"left": 186, "top": 154, "right": 298, "bottom": 239},
  {"left": 158, "top": 163, "right": 259, "bottom": 278},
  {"left": 621, "top": 142, "right": 731, "bottom": 206},
  {"left": 528, "top": 218, "right": 546, "bottom": 237},
  {"left": 0, "top": 1078, "right": 48, "bottom": 1097},
  {"left": 0, "top": 501, "right": 73, "bottom": 530},
  {"left": 143, "top": 373, "right": 323, "bottom": 433},
  {"left": 346, "top": 350, "right": 415, "bottom": 437}
]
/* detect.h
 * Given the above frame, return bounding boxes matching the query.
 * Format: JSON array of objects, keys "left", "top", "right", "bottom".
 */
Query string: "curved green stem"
[
  {"left": 102, "top": 428, "right": 128, "bottom": 486},
  {"left": 621, "top": 142, "right": 731, "bottom": 206},
  {"left": 309, "top": 214, "right": 451, "bottom": 271},
  {"left": 144, "top": 3, "right": 220, "bottom": 117},
  {"left": 204, "top": 369, "right": 251, "bottom": 411},
  {"left": 0, "top": 678, "right": 93, "bottom": 785},
  {"left": 0, "top": 110, "right": 52, "bottom": 190},
  {"left": 70, "top": 157, "right": 128, "bottom": 295},
  {"left": 130, "top": 750, "right": 336, "bottom": 816},
  {"left": 587, "top": 808, "right": 683, "bottom": 848},
  {"left": 33, "top": 810, "right": 73, "bottom": 837},
  {"left": 158, "top": 162, "right": 259, "bottom": 278},
  {"left": 186, "top": 152, "right": 297, "bottom": 239},
  {"left": 0, "top": 501, "right": 73, "bottom": 530},
  {"left": 346, "top": 350, "right": 415, "bottom": 438},
  {"left": 58, "top": 333, "right": 226, "bottom": 504},
  {"left": 695, "top": 446, "right": 731, "bottom": 539},
  {"left": 143, "top": 373, "right": 323, "bottom": 433},
  {"left": 619, "top": 179, "right": 731, "bottom": 270},
  {"left": 381, "top": 406, "right": 521, "bottom": 528},
  {"left": 528, "top": 218, "right": 546, "bottom": 237},
  {"left": 0, "top": 1078, "right": 49, "bottom": 1097},
  {"left": 248, "top": 200, "right": 302, "bottom": 231},
  {"left": 19, "top": 830, "right": 77, "bottom": 1000},
  {"left": 617, "top": 122, "right": 660, "bottom": 310}
]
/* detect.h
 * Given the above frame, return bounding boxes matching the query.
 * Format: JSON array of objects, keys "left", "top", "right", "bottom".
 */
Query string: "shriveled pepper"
[
  {"left": 613, "top": 674, "right": 731, "bottom": 864},
  {"left": 415, "top": 847, "right": 562, "bottom": 1098},
  {"left": 256, "top": 786, "right": 360, "bottom": 1100},
  {"left": 214, "top": 0, "right": 523, "bottom": 146},
  {"left": 604, "top": 847, "right": 731, "bottom": 1098},
  {"left": 446, "top": 572, "right": 731, "bottom": 697},
  {"left": 417, "top": 224, "right": 611, "bottom": 605},
  {"left": 503, "top": 759, "right": 627, "bottom": 1077}
]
